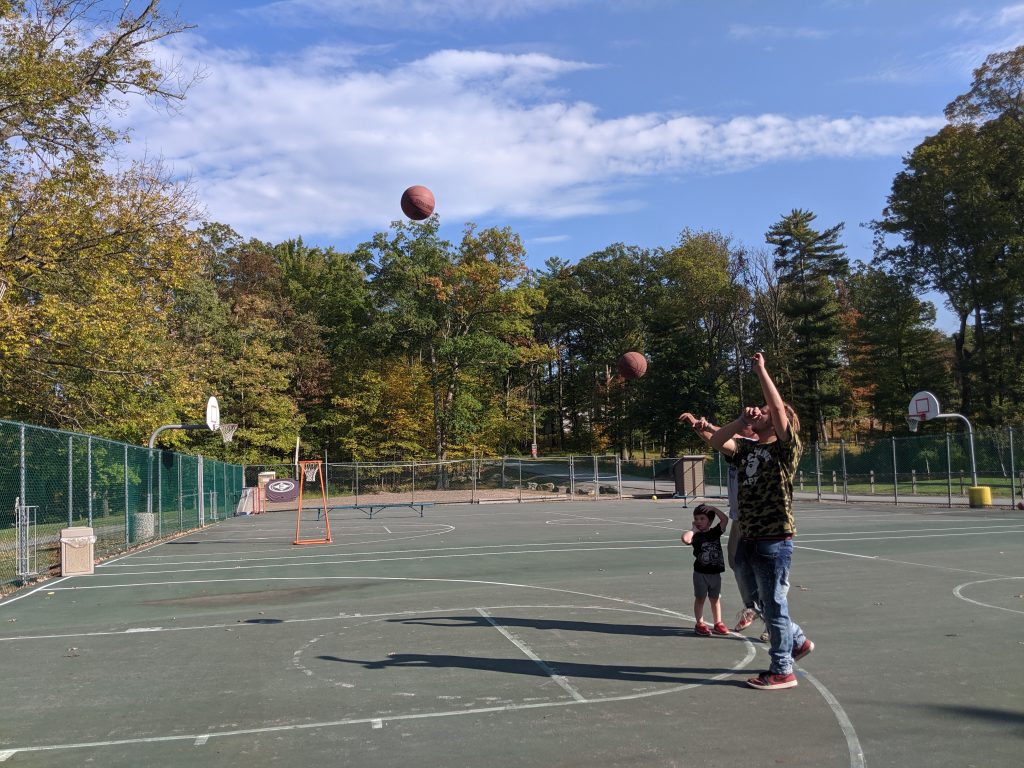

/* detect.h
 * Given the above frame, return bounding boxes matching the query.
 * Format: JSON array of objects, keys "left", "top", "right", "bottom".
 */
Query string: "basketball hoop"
[
  {"left": 906, "top": 415, "right": 921, "bottom": 433},
  {"left": 302, "top": 462, "right": 320, "bottom": 483},
  {"left": 219, "top": 423, "right": 238, "bottom": 443}
]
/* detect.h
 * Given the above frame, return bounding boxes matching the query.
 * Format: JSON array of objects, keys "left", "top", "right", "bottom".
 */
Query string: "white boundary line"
[
  {"left": 803, "top": 671, "right": 866, "bottom": 768},
  {"left": 953, "top": 577, "right": 1024, "bottom": 616},
  {"left": 475, "top": 607, "right": 586, "bottom": 702}
]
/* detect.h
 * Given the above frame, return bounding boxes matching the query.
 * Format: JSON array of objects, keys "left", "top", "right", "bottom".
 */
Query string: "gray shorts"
[{"left": 693, "top": 571, "right": 722, "bottom": 599}]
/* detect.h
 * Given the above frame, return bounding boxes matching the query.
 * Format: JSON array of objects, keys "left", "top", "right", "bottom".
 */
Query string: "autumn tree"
[{"left": 766, "top": 209, "right": 849, "bottom": 441}]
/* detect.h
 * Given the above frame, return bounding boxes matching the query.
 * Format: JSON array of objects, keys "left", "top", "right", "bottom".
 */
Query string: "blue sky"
[{"left": 126, "top": 1, "right": 1024, "bottom": 330}]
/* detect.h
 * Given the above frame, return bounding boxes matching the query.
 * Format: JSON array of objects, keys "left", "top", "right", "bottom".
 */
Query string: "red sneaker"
[
  {"left": 733, "top": 608, "right": 758, "bottom": 632},
  {"left": 712, "top": 622, "right": 729, "bottom": 635},
  {"left": 746, "top": 671, "right": 798, "bottom": 690},
  {"left": 695, "top": 622, "right": 711, "bottom": 636},
  {"left": 793, "top": 638, "right": 815, "bottom": 661}
]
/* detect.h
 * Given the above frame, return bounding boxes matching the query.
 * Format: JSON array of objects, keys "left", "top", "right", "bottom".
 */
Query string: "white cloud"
[
  {"left": 119, "top": 41, "right": 942, "bottom": 242},
  {"left": 253, "top": 0, "right": 589, "bottom": 27},
  {"left": 727, "top": 24, "right": 832, "bottom": 41}
]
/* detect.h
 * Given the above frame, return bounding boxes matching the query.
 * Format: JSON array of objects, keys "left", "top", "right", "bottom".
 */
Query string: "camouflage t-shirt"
[{"left": 729, "top": 426, "right": 802, "bottom": 539}]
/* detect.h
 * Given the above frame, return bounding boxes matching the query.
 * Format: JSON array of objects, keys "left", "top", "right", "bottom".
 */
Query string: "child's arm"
[
  {"left": 681, "top": 528, "right": 696, "bottom": 545},
  {"left": 712, "top": 507, "right": 729, "bottom": 531},
  {"left": 752, "top": 352, "right": 790, "bottom": 442}
]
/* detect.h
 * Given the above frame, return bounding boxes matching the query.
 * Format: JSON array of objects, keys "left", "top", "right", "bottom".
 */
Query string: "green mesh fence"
[{"left": 0, "top": 419, "right": 245, "bottom": 595}]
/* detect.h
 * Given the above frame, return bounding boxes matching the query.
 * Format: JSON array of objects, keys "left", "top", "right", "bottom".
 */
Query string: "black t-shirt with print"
[{"left": 689, "top": 521, "right": 725, "bottom": 574}]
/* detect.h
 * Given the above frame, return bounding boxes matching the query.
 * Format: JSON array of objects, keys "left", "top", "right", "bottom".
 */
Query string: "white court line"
[
  {"left": 799, "top": 523, "right": 1024, "bottom": 536},
  {"left": 545, "top": 511, "right": 680, "bottom": 531},
  {"left": 0, "top": 576, "right": 72, "bottom": 607},
  {"left": 73, "top": 544, "right": 683, "bottom": 578},
  {"left": 797, "top": 530, "right": 1024, "bottom": 544},
  {"left": 475, "top": 607, "right": 586, "bottom": 702},
  {"left": 0, "top": 604, "right": 677, "bottom": 643},
  {"left": 953, "top": 577, "right": 1024, "bottom": 616},
  {"left": 802, "top": 672, "right": 865, "bottom": 768},
  {"left": 194, "top": 735, "right": 208, "bottom": 746},
  {"left": 796, "top": 547, "right": 1015, "bottom": 578},
  {"left": 0, "top": 750, "right": 16, "bottom": 762},
  {"left": 100, "top": 537, "right": 677, "bottom": 569}
]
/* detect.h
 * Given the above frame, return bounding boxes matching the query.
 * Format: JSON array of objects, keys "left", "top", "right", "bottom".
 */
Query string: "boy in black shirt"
[{"left": 681, "top": 503, "right": 729, "bottom": 636}]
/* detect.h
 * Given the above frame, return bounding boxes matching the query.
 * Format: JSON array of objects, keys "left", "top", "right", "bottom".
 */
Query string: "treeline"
[{"left": 0, "top": 3, "right": 1022, "bottom": 463}]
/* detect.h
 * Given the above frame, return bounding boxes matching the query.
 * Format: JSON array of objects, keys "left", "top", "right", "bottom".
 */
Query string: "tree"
[
  {"left": 843, "top": 266, "right": 953, "bottom": 430},
  {"left": 766, "top": 209, "right": 849, "bottom": 442},
  {"left": 361, "top": 219, "right": 547, "bottom": 464},
  {"left": 875, "top": 47, "right": 1024, "bottom": 421},
  {"left": 0, "top": 1, "right": 201, "bottom": 438}
]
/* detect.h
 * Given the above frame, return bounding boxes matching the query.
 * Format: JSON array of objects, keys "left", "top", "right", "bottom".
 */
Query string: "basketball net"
[{"left": 294, "top": 460, "right": 331, "bottom": 545}]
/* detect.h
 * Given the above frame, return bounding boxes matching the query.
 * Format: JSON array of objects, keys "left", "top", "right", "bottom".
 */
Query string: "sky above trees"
[{"left": 117, "top": 1, "right": 1024, "bottom": 333}]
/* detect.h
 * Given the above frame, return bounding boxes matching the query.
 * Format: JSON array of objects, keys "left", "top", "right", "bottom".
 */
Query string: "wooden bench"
[{"left": 324, "top": 502, "right": 433, "bottom": 519}]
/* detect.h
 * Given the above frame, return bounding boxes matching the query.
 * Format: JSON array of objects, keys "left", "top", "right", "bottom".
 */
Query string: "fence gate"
[{"left": 15, "top": 498, "right": 37, "bottom": 582}]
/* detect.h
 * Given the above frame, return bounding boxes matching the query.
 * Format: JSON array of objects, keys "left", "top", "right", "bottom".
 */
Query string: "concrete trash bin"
[
  {"left": 60, "top": 527, "right": 97, "bottom": 576},
  {"left": 967, "top": 486, "right": 991, "bottom": 508}
]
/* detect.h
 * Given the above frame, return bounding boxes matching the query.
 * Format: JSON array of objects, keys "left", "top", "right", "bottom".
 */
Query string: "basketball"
[
  {"left": 617, "top": 351, "right": 648, "bottom": 380},
  {"left": 401, "top": 185, "right": 435, "bottom": 220}
]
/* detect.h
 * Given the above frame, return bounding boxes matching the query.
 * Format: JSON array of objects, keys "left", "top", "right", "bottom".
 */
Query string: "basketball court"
[{"left": 1, "top": 498, "right": 1022, "bottom": 767}]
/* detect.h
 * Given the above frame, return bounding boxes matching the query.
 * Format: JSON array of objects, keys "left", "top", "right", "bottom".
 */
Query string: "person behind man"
[
  {"left": 710, "top": 353, "right": 814, "bottom": 691},
  {"left": 678, "top": 411, "right": 761, "bottom": 632},
  {"left": 681, "top": 503, "right": 730, "bottom": 636}
]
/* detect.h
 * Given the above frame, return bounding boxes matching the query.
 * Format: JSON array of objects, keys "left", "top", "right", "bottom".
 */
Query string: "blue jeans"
[
  {"left": 730, "top": 528, "right": 760, "bottom": 610},
  {"left": 743, "top": 537, "right": 806, "bottom": 675}
]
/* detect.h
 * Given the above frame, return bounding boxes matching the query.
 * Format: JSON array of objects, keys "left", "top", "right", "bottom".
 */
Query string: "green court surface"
[{"left": 1, "top": 499, "right": 1022, "bottom": 767}]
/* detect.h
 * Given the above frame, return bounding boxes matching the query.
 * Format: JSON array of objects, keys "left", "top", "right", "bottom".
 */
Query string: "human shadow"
[
  {"left": 316, "top": 653, "right": 748, "bottom": 686},
  {"left": 387, "top": 615, "right": 691, "bottom": 638}
]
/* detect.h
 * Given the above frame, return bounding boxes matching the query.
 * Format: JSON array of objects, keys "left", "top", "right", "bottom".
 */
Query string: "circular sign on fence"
[{"left": 265, "top": 478, "right": 299, "bottom": 503}]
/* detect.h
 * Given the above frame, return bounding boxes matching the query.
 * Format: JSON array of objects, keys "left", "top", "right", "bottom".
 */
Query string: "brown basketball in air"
[
  {"left": 401, "top": 185, "right": 435, "bottom": 220},
  {"left": 617, "top": 351, "right": 648, "bottom": 380}
]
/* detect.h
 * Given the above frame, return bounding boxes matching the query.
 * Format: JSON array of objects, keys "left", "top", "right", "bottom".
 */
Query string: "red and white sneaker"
[
  {"left": 733, "top": 608, "right": 759, "bottom": 632},
  {"left": 746, "top": 671, "right": 798, "bottom": 690},
  {"left": 712, "top": 621, "right": 729, "bottom": 635},
  {"left": 792, "top": 638, "right": 815, "bottom": 661},
  {"left": 695, "top": 621, "right": 712, "bottom": 636}
]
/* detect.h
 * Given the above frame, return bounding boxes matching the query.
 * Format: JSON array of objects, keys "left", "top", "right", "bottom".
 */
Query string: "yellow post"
[{"left": 967, "top": 486, "right": 991, "bottom": 508}]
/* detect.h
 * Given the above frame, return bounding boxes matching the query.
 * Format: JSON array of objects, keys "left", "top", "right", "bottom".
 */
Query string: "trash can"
[
  {"left": 967, "top": 486, "right": 991, "bottom": 508},
  {"left": 60, "top": 527, "right": 97, "bottom": 576},
  {"left": 673, "top": 456, "right": 706, "bottom": 499}
]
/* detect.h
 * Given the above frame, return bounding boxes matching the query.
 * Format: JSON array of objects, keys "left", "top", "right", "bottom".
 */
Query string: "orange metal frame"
[{"left": 293, "top": 460, "right": 332, "bottom": 545}]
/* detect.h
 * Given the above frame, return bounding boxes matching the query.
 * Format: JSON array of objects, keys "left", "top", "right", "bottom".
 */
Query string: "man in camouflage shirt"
[{"left": 711, "top": 353, "right": 815, "bottom": 690}]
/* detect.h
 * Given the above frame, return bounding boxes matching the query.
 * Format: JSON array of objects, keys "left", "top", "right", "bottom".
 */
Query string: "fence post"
[
  {"left": 178, "top": 458, "right": 183, "bottom": 531},
  {"left": 518, "top": 460, "right": 523, "bottom": 503},
  {"left": 959, "top": 470, "right": 965, "bottom": 495},
  {"left": 68, "top": 435, "right": 73, "bottom": 526},
  {"left": 158, "top": 456, "right": 162, "bottom": 537},
  {"left": 411, "top": 461, "right": 416, "bottom": 504},
  {"left": 19, "top": 424, "right": 25, "bottom": 510},
  {"left": 1008, "top": 427, "right": 1015, "bottom": 510},
  {"left": 87, "top": 437, "right": 93, "bottom": 526},
  {"left": 616, "top": 456, "right": 622, "bottom": 499},
  {"left": 593, "top": 455, "right": 599, "bottom": 499},
  {"left": 799, "top": 471, "right": 804, "bottom": 491},
  {"left": 815, "top": 442, "right": 822, "bottom": 501},
  {"left": 946, "top": 433, "right": 952, "bottom": 508},
  {"left": 911, "top": 469, "right": 917, "bottom": 494},
  {"left": 870, "top": 470, "right": 874, "bottom": 494},
  {"left": 124, "top": 444, "right": 130, "bottom": 545},
  {"left": 355, "top": 461, "right": 360, "bottom": 506},
  {"left": 840, "top": 438, "right": 848, "bottom": 503},
  {"left": 471, "top": 457, "right": 477, "bottom": 503},
  {"left": 652, "top": 459, "right": 657, "bottom": 498},
  {"left": 892, "top": 437, "right": 898, "bottom": 506},
  {"left": 832, "top": 469, "right": 837, "bottom": 494}
]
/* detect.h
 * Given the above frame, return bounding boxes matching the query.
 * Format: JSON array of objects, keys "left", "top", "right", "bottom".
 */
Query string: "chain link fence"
[{"left": 1, "top": 420, "right": 245, "bottom": 595}]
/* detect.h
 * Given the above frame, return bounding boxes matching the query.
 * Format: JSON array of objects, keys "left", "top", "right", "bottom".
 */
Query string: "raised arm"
[
  {"left": 752, "top": 353, "right": 789, "bottom": 442},
  {"left": 678, "top": 412, "right": 717, "bottom": 445}
]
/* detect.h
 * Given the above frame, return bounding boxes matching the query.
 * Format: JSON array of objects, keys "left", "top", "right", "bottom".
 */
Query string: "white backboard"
[
  {"left": 908, "top": 391, "right": 940, "bottom": 421},
  {"left": 206, "top": 396, "right": 220, "bottom": 431}
]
